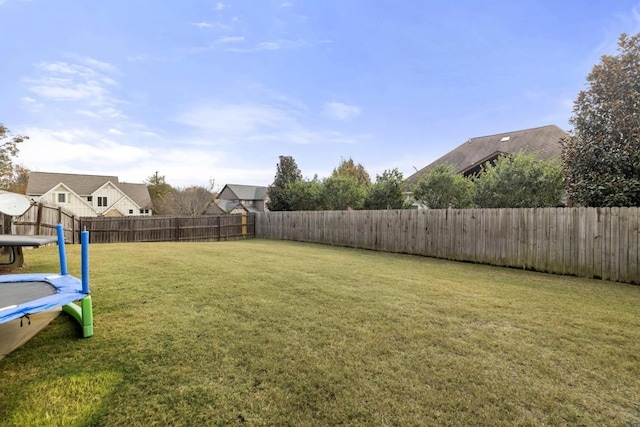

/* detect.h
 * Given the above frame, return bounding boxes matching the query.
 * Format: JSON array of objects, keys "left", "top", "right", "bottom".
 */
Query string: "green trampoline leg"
[{"left": 62, "top": 295, "right": 93, "bottom": 338}]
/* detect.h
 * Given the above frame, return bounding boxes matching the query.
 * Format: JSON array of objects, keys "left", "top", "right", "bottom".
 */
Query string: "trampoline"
[{"left": 0, "top": 224, "right": 93, "bottom": 338}]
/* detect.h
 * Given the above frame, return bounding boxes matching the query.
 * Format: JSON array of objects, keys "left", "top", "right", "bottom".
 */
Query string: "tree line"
[
  {"left": 267, "top": 156, "right": 408, "bottom": 211},
  {"left": 267, "top": 151, "right": 564, "bottom": 211}
]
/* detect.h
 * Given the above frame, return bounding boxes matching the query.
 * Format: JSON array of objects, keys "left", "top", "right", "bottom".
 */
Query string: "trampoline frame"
[{"left": 0, "top": 224, "right": 93, "bottom": 338}]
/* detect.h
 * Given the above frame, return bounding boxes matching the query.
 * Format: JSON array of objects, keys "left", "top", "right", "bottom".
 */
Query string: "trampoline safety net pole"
[
  {"left": 56, "top": 224, "right": 68, "bottom": 275},
  {"left": 81, "top": 229, "right": 89, "bottom": 293}
]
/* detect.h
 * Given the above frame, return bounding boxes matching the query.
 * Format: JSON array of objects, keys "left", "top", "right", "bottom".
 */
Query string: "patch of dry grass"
[{"left": 1, "top": 239, "right": 639, "bottom": 425}]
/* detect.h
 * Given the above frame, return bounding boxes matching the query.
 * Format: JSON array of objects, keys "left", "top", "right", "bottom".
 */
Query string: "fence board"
[{"left": 255, "top": 208, "right": 640, "bottom": 285}]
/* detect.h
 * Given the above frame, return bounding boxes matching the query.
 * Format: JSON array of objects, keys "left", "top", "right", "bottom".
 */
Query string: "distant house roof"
[
  {"left": 405, "top": 125, "right": 569, "bottom": 187},
  {"left": 214, "top": 199, "right": 241, "bottom": 213},
  {"left": 222, "top": 184, "right": 268, "bottom": 201},
  {"left": 26, "top": 172, "right": 152, "bottom": 209},
  {"left": 27, "top": 172, "right": 119, "bottom": 196},
  {"left": 114, "top": 182, "right": 153, "bottom": 209}
]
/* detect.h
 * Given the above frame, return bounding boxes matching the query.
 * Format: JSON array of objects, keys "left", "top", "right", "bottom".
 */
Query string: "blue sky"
[{"left": 1, "top": 1, "right": 640, "bottom": 189}]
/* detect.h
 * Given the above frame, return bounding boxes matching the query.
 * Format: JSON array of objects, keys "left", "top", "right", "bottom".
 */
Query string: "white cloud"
[
  {"left": 108, "top": 128, "right": 123, "bottom": 135},
  {"left": 175, "top": 103, "right": 363, "bottom": 146},
  {"left": 175, "top": 104, "right": 294, "bottom": 135},
  {"left": 17, "top": 127, "right": 149, "bottom": 173},
  {"left": 280, "top": 2, "right": 293, "bottom": 7},
  {"left": 14, "top": 126, "right": 247, "bottom": 187},
  {"left": 215, "top": 2, "right": 228, "bottom": 11},
  {"left": 256, "top": 41, "right": 281, "bottom": 51},
  {"left": 192, "top": 21, "right": 213, "bottom": 28},
  {"left": 218, "top": 36, "right": 244, "bottom": 43},
  {"left": 21, "top": 96, "right": 44, "bottom": 111},
  {"left": 23, "top": 58, "right": 125, "bottom": 120},
  {"left": 323, "top": 102, "right": 362, "bottom": 121},
  {"left": 226, "top": 39, "right": 308, "bottom": 53}
]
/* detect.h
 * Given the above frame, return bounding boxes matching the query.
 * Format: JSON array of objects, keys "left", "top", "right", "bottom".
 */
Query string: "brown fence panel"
[
  {"left": 10, "top": 203, "right": 254, "bottom": 245},
  {"left": 80, "top": 214, "right": 254, "bottom": 243}
]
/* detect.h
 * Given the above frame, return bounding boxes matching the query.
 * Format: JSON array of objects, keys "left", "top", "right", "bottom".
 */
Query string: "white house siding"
[
  {"left": 93, "top": 183, "right": 126, "bottom": 215},
  {"left": 112, "top": 197, "right": 148, "bottom": 216},
  {"left": 42, "top": 185, "right": 97, "bottom": 217}
]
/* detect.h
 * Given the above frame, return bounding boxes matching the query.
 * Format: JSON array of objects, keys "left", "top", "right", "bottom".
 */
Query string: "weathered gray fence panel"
[
  {"left": 255, "top": 208, "right": 640, "bottom": 285},
  {"left": 13, "top": 202, "right": 80, "bottom": 243}
]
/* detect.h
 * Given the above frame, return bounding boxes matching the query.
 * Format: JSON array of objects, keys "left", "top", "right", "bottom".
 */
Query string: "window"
[
  {"left": 129, "top": 209, "right": 134, "bottom": 214},
  {"left": 145, "top": 209, "right": 149, "bottom": 214},
  {"left": 57, "top": 193, "right": 66, "bottom": 203},
  {"left": 87, "top": 196, "right": 93, "bottom": 202},
  {"left": 140, "top": 209, "right": 144, "bottom": 214},
  {"left": 97, "top": 196, "right": 108, "bottom": 207}
]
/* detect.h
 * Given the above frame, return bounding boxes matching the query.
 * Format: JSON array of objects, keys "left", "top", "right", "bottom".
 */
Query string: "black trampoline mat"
[{"left": 0, "top": 281, "right": 56, "bottom": 308}]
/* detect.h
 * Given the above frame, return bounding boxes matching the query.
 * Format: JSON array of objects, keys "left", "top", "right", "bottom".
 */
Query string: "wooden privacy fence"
[
  {"left": 12, "top": 202, "right": 81, "bottom": 243},
  {"left": 80, "top": 213, "right": 254, "bottom": 244},
  {"left": 255, "top": 208, "right": 640, "bottom": 285}
]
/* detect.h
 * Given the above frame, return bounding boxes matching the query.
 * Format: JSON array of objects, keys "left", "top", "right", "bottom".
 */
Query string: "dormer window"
[{"left": 57, "top": 193, "right": 67, "bottom": 203}]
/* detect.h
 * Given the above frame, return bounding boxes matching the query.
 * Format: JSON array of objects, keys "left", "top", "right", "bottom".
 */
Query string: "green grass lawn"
[{"left": 1, "top": 239, "right": 639, "bottom": 426}]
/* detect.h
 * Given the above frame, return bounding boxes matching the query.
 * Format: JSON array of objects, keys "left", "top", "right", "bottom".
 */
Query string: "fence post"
[
  {"left": 242, "top": 212, "right": 247, "bottom": 237},
  {"left": 36, "top": 202, "right": 43, "bottom": 235}
]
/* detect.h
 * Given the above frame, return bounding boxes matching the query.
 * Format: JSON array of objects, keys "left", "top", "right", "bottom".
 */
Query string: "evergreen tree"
[
  {"left": 562, "top": 33, "right": 640, "bottom": 206},
  {"left": 266, "top": 156, "right": 302, "bottom": 211}
]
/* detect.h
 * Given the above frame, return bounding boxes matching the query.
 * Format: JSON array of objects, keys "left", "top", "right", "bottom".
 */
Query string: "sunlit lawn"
[{"left": 0, "top": 239, "right": 639, "bottom": 426}]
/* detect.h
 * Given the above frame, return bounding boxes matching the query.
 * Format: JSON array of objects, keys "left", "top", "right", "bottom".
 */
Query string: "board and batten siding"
[{"left": 255, "top": 208, "right": 640, "bottom": 285}]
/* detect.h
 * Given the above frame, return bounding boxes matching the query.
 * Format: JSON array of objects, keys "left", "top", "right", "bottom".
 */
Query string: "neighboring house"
[
  {"left": 405, "top": 125, "right": 569, "bottom": 188},
  {"left": 205, "top": 184, "right": 268, "bottom": 215},
  {"left": 26, "top": 172, "right": 153, "bottom": 217}
]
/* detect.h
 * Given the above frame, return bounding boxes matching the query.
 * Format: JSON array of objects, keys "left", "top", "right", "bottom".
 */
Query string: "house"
[
  {"left": 26, "top": 172, "right": 153, "bottom": 217},
  {"left": 205, "top": 184, "right": 268, "bottom": 215},
  {"left": 405, "top": 125, "right": 569, "bottom": 187}
]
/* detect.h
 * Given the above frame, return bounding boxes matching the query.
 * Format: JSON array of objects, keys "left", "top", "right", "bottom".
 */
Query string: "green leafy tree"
[
  {"left": 267, "top": 155, "right": 302, "bottom": 211},
  {"left": 331, "top": 157, "right": 371, "bottom": 187},
  {"left": 0, "top": 124, "right": 28, "bottom": 191},
  {"left": 412, "top": 164, "right": 475, "bottom": 209},
  {"left": 473, "top": 152, "right": 563, "bottom": 208},
  {"left": 145, "top": 171, "right": 174, "bottom": 215},
  {"left": 286, "top": 177, "right": 324, "bottom": 211},
  {"left": 322, "top": 175, "right": 366, "bottom": 210},
  {"left": 562, "top": 32, "right": 640, "bottom": 206},
  {"left": 364, "top": 168, "right": 408, "bottom": 209}
]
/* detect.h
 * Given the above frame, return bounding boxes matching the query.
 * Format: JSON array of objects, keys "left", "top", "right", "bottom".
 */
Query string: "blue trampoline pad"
[{"left": 0, "top": 274, "right": 86, "bottom": 324}]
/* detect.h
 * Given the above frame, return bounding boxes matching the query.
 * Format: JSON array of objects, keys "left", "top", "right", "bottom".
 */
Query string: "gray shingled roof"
[
  {"left": 26, "top": 172, "right": 152, "bottom": 208},
  {"left": 117, "top": 182, "right": 153, "bottom": 209},
  {"left": 214, "top": 199, "right": 241, "bottom": 213},
  {"left": 27, "top": 172, "right": 119, "bottom": 196},
  {"left": 223, "top": 184, "right": 268, "bottom": 201},
  {"left": 405, "top": 125, "right": 569, "bottom": 187}
]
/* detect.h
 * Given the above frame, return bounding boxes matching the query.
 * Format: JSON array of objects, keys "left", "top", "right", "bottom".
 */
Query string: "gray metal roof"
[
  {"left": 405, "top": 125, "right": 569, "bottom": 187},
  {"left": 26, "top": 172, "right": 152, "bottom": 208}
]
